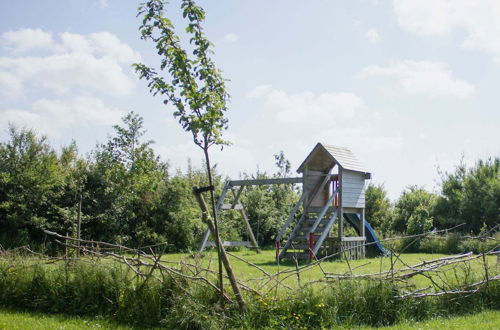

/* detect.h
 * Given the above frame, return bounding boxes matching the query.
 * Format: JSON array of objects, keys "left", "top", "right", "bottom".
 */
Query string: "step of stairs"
[
  {"left": 279, "top": 205, "right": 339, "bottom": 261},
  {"left": 293, "top": 234, "right": 322, "bottom": 241},
  {"left": 282, "top": 252, "right": 309, "bottom": 259},
  {"left": 285, "top": 244, "right": 309, "bottom": 250}
]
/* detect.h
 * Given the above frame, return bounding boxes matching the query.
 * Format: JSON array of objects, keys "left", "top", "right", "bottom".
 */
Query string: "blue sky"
[{"left": 0, "top": 0, "right": 499, "bottom": 200}]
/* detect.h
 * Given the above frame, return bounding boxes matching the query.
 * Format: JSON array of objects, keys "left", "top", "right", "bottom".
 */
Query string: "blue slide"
[{"left": 343, "top": 213, "right": 388, "bottom": 255}]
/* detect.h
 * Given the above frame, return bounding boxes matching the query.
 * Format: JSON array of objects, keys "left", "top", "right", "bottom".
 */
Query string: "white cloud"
[
  {"left": 360, "top": 60, "right": 476, "bottom": 98},
  {"left": 59, "top": 32, "right": 94, "bottom": 55},
  {"left": 2, "top": 28, "right": 54, "bottom": 53},
  {"left": 32, "top": 96, "right": 122, "bottom": 126},
  {"left": 88, "top": 32, "right": 141, "bottom": 63},
  {"left": 245, "top": 85, "right": 403, "bottom": 170},
  {"left": 58, "top": 32, "right": 141, "bottom": 63},
  {"left": 0, "top": 96, "right": 122, "bottom": 136},
  {"left": 0, "top": 29, "right": 140, "bottom": 98},
  {"left": 0, "top": 71, "right": 23, "bottom": 98},
  {"left": 393, "top": 0, "right": 500, "bottom": 56},
  {"left": 248, "top": 85, "right": 366, "bottom": 124},
  {"left": 365, "top": 28, "right": 380, "bottom": 44},
  {"left": 221, "top": 33, "right": 239, "bottom": 43},
  {"left": 0, "top": 54, "right": 134, "bottom": 97}
]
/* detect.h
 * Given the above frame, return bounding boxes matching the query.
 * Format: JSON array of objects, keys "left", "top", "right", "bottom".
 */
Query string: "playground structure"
[{"left": 198, "top": 143, "right": 387, "bottom": 261}]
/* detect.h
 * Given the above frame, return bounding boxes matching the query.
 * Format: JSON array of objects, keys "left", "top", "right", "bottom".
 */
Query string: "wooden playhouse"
[
  {"left": 198, "top": 142, "right": 386, "bottom": 261},
  {"left": 276, "top": 143, "right": 377, "bottom": 261}
]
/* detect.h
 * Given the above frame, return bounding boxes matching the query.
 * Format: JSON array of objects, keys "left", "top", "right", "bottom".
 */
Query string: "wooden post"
[
  {"left": 76, "top": 193, "right": 82, "bottom": 257},
  {"left": 231, "top": 189, "right": 260, "bottom": 253},
  {"left": 193, "top": 188, "right": 247, "bottom": 312},
  {"left": 361, "top": 209, "right": 365, "bottom": 239},
  {"left": 308, "top": 232, "right": 314, "bottom": 262},
  {"left": 338, "top": 170, "right": 343, "bottom": 241}
]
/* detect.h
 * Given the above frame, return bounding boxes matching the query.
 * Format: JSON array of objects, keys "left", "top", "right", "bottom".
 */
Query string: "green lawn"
[
  {"left": 380, "top": 310, "right": 500, "bottom": 329},
  {"left": 1, "top": 308, "right": 499, "bottom": 329},
  {"left": 1, "top": 249, "right": 498, "bottom": 329},
  {"left": 0, "top": 309, "right": 131, "bottom": 330},
  {"left": 160, "top": 248, "right": 498, "bottom": 291}
]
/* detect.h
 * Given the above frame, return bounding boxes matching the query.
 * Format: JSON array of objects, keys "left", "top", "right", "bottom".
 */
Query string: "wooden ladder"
[{"left": 278, "top": 183, "right": 339, "bottom": 261}]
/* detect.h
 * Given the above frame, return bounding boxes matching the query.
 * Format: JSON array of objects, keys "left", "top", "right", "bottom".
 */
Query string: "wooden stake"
[{"left": 193, "top": 188, "right": 247, "bottom": 312}]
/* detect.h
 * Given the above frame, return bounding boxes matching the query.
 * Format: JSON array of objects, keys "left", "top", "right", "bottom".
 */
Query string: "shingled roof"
[{"left": 297, "top": 143, "right": 370, "bottom": 175}]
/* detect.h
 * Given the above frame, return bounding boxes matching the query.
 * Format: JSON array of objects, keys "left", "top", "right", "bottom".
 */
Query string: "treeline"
[
  {"left": 0, "top": 112, "right": 297, "bottom": 251},
  {"left": 366, "top": 158, "right": 499, "bottom": 239},
  {"left": 0, "top": 112, "right": 498, "bottom": 251}
]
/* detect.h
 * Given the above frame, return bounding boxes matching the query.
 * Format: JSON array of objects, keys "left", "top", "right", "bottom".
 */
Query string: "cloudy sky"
[{"left": 1, "top": 0, "right": 499, "bottom": 200}]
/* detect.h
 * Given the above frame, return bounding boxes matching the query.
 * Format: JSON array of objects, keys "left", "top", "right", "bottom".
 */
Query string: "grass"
[
  {"left": 162, "top": 248, "right": 498, "bottom": 290},
  {"left": 381, "top": 309, "right": 500, "bottom": 329},
  {"left": 1, "top": 308, "right": 499, "bottom": 329},
  {"left": 0, "top": 249, "right": 498, "bottom": 328},
  {"left": 0, "top": 309, "right": 132, "bottom": 329}
]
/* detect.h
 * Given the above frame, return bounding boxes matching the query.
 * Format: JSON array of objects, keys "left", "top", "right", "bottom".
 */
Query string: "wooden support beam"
[
  {"left": 193, "top": 189, "right": 246, "bottom": 312},
  {"left": 231, "top": 186, "right": 244, "bottom": 208},
  {"left": 198, "top": 183, "right": 230, "bottom": 253},
  {"left": 220, "top": 203, "right": 243, "bottom": 210},
  {"left": 231, "top": 188, "right": 260, "bottom": 253},
  {"left": 229, "top": 177, "right": 302, "bottom": 187},
  {"left": 275, "top": 191, "right": 307, "bottom": 242},
  {"left": 206, "top": 241, "right": 252, "bottom": 247}
]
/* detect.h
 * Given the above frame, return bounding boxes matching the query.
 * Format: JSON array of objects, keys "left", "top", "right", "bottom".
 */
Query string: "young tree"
[
  {"left": 134, "top": 0, "right": 241, "bottom": 309},
  {"left": 365, "top": 183, "right": 392, "bottom": 233}
]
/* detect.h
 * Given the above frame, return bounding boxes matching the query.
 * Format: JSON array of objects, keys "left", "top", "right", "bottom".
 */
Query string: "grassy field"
[
  {"left": 161, "top": 248, "right": 499, "bottom": 290},
  {"left": 1, "top": 249, "right": 498, "bottom": 328},
  {"left": 1, "top": 308, "right": 499, "bottom": 329},
  {"left": 0, "top": 309, "right": 131, "bottom": 329}
]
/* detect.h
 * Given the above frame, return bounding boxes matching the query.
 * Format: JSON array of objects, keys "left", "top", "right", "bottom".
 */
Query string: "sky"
[{"left": 0, "top": 0, "right": 499, "bottom": 200}]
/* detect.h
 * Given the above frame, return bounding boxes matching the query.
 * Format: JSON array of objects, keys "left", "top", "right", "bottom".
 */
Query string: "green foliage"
[
  {"left": 389, "top": 233, "right": 499, "bottom": 254},
  {"left": 83, "top": 111, "right": 170, "bottom": 246},
  {"left": 406, "top": 205, "right": 433, "bottom": 236},
  {"left": 0, "top": 126, "right": 76, "bottom": 247},
  {"left": 434, "top": 158, "right": 500, "bottom": 233},
  {"left": 365, "top": 183, "right": 392, "bottom": 233},
  {"left": 134, "top": 0, "right": 229, "bottom": 150},
  {"left": 391, "top": 186, "right": 436, "bottom": 235}
]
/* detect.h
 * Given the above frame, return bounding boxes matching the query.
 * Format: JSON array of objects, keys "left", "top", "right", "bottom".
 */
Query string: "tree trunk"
[{"left": 203, "top": 147, "right": 225, "bottom": 304}]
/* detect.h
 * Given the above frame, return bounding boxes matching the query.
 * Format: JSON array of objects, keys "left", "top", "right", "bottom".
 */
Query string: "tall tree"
[
  {"left": 133, "top": 0, "right": 238, "bottom": 308},
  {"left": 435, "top": 158, "right": 499, "bottom": 233},
  {"left": 0, "top": 126, "right": 67, "bottom": 247},
  {"left": 85, "top": 112, "right": 168, "bottom": 245}
]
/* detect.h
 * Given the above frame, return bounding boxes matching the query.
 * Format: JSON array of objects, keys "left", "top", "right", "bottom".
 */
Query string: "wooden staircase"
[{"left": 276, "top": 174, "right": 339, "bottom": 261}]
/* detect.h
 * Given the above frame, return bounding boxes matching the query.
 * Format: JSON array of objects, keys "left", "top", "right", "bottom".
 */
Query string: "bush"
[{"left": 390, "top": 233, "right": 499, "bottom": 254}]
